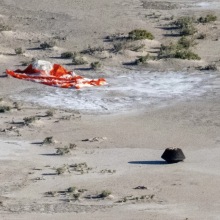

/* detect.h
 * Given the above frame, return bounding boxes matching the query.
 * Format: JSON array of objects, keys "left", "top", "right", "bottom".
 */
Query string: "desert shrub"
[
  {"left": 112, "top": 41, "right": 145, "bottom": 53},
  {"left": 112, "top": 42, "right": 127, "bottom": 53},
  {"left": 56, "top": 147, "right": 70, "bottom": 155},
  {"left": 196, "top": 64, "right": 217, "bottom": 71},
  {"left": 0, "top": 105, "right": 11, "bottom": 113},
  {"left": 174, "top": 50, "right": 201, "bottom": 60},
  {"left": 81, "top": 45, "right": 105, "bottom": 55},
  {"left": 43, "top": 136, "right": 53, "bottom": 144},
  {"left": 196, "top": 33, "right": 206, "bottom": 40},
  {"left": 158, "top": 43, "right": 176, "bottom": 58},
  {"left": 158, "top": 43, "right": 200, "bottom": 60},
  {"left": 20, "top": 61, "right": 30, "bottom": 66},
  {"left": 105, "top": 33, "right": 127, "bottom": 42},
  {"left": 45, "top": 110, "right": 54, "bottom": 117},
  {"left": 128, "top": 29, "right": 154, "bottom": 40},
  {"left": 40, "top": 41, "right": 56, "bottom": 49},
  {"left": 197, "top": 14, "right": 217, "bottom": 23},
  {"left": 45, "top": 191, "right": 57, "bottom": 197},
  {"left": 72, "top": 193, "right": 81, "bottom": 200},
  {"left": 13, "top": 102, "right": 21, "bottom": 110},
  {"left": 69, "top": 143, "right": 77, "bottom": 149},
  {"left": 60, "top": 115, "right": 71, "bottom": 120},
  {"left": 180, "top": 24, "right": 197, "bottom": 36},
  {"left": 100, "top": 169, "right": 116, "bottom": 174},
  {"left": 90, "top": 61, "right": 101, "bottom": 70},
  {"left": 134, "top": 54, "right": 151, "bottom": 65},
  {"left": 0, "top": 23, "right": 11, "bottom": 31},
  {"left": 72, "top": 53, "right": 87, "bottom": 65},
  {"left": 69, "top": 162, "right": 92, "bottom": 174},
  {"left": 163, "top": 15, "right": 174, "bottom": 21},
  {"left": 61, "top": 52, "right": 73, "bottom": 59},
  {"left": 172, "top": 17, "right": 195, "bottom": 28},
  {"left": 56, "top": 166, "right": 66, "bottom": 175},
  {"left": 67, "top": 187, "right": 77, "bottom": 193},
  {"left": 23, "top": 116, "right": 36, "bottom": 125},
  {"left": 15, "top": 48, "right": 24, "bottom": 55},
  {"left": 99, "top": 190, "right": 111, "bottom": 198},
  {"left": 129, "top": 44, "right": 145, "bottom": 52},
  {"left": 177, "top": 36, "right": 196, "bottom": 49},
  {"left": 171, "top": 17, "right": 197, "bottom": 36}
]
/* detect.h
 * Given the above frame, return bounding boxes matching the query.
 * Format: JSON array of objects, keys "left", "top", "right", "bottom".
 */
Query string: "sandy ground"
[{"left": 1, "top": 0, "right": 220, "bottom": 219}]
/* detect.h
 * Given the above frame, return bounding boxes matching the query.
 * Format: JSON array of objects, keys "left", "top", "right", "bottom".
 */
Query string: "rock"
[{"left": 161, "top": 148, "right": 185, "bottom": 163}]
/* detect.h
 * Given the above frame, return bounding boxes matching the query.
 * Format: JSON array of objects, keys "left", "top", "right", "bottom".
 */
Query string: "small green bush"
[
  {"left": 130, "top": 44, "right": 145, "bottom": 52},
  {"left": 174, "top": 50, "right": 201, "bottom": 60},
  {"left": 99, "top": 190, "right": 111, "bottom": 198},
  {"left": 61, "top": 52, "right": 74, "bottom": 59},
  {"left": 0, "top": 106, "right": 11, "bottom": 113},
  {"left": 15, "top": 48, "right": 24, "bottom": 55},
  {"left": 45, "top": 191, "right": 57, "bottom": 197},
  {"left": 177, "top": 36, "right": 196, "bottom": 49},
  {"left": 196, "top": 64, "right": 217, "bottom": 71},
  {"left": 69, "top": 162, "right": 92, "bottom": 174},
  {"left": 134, "top": 54, "right": 151, "bottom": 65},
  {"left": 158, "top": 43, "right": 176, "bottom": 58},
  {"left": 20, "top": 61, "right": 30, "bottom": 66},
  {"left": 0, "top": 23, "right": 11, "bottom": 31},
  {"left": 40, "top": 41, "right": 56, "bottom": 49},
  {"left": 72, "top": 53, "right": 87, "bottom": 65},
  {"left": 69, "top": 143, "right": 77, "bottom": 149},
  {"left": 172, "top": 17, "right": 195, "bottom": 28},
  {"left": 56, "top": 147, "right": 70, "bottom": 155},
  {"left": 128, "top": 29, "right": 154, "bottom": 40},
  {"left": 56, "top": 167, "right": 66, "bottom": 175},
  {"left": 72, "top": 193, "right": 81, "bottom": 200},
  {"left": 180, "top": 24, "right": 197, "bottom": 36},
  {"left": 112, "top": 42, "right": 127, "bottom": 53},
  {"left": 81, "top": 45, "right": 105, "bottom": 55},
  {"left": 158, "top": 43, "right": 201, "bottom": 60},
  {"left": 171, "top": 17, "right": 197, "bottom": 36},
  {"left": 43, "top": 136, "right": 53, "bottom": 144},
  {"left": 198, "top": 14, "right": 217, "bottom": 23},
  {"left": 23, "top": 116, "right": 36, "bottom": 125},
  {"left": 196, "top": 33, "right": 206, "bottom": 40},
  {"left": 90, "top": 61, "right": 101, "bottom": 70},
  {"left": 67, "top": 187, "right": 77, "bottom": 193},
  {"left": 45, "top": 110, "right": 54, "bottom": 117}
]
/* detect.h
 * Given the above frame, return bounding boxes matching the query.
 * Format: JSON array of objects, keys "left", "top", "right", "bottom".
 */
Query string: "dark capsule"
[{"left": 161, "top": 148, "right": 185, "bottom": 163}]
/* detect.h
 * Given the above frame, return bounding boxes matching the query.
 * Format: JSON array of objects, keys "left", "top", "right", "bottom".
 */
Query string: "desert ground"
[{"left": 1, "top": 0, "right": 220, "bottom": 219}]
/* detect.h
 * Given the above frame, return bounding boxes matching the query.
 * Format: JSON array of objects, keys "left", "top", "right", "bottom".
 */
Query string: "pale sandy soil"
[{"left": 1, "top": 0, "right": 220, "bottom": 220}]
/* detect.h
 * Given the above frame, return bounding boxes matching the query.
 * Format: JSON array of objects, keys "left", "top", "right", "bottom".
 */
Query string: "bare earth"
[{"left": 0, "top": 0, "right": 220, "bottom": 220}]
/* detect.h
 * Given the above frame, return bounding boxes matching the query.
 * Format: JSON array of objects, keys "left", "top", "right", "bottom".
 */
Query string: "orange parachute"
[{"left": 6, "top": 60, "right": 107, "bottom": 89}]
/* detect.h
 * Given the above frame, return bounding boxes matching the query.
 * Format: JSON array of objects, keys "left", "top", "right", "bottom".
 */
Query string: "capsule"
[{"left": 161, "top": 148, "right": 185, "bottom": 163}]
